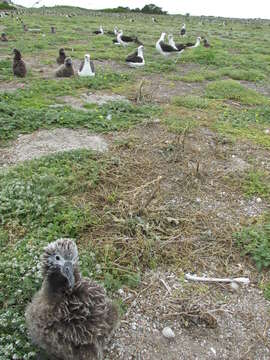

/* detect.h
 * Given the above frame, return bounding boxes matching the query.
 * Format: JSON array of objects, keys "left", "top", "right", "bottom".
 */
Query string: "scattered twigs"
[
  {"left": 185, "top": 273, "right": 250, "bottom": 285},
  {"left": 159, "top": 278, "right": 172, "bottom": 294}
]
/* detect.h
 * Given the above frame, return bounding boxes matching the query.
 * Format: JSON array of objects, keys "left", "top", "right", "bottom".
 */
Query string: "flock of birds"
[{"left": 3, "top": 22, "right": 211, "bottom": 79}]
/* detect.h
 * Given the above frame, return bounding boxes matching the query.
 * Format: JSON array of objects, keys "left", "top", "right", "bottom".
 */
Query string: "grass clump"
[
  {"left": 205, "top": 80, "right": 269, "bottom": 105},
  {"left": 172, "top": 95, "right": 210, "bottom": 109},
  {"left": 214, "top": 106, "right": 270, "bottom": 148},
  {"left": 0, "top": 94, "right": 160, "bottom": 141},
  {"left": 235, "top": 217, "right": 270, "bottom": 271},
  {"left": 163, "top": 115, "right": 196, "bottom": 134},
  {"left": 242, "top": 171, "right": 270, "bottom": 198}
]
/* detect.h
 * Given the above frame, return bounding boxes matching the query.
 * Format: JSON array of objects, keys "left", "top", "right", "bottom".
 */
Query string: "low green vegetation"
[
  {"left": 205, "top": 80, "right": 269, "bottom": 105},
  {"left": 235, "top": 216, "right": 270, "bottom": 271},
  {"left": 172, "top": 95, "right": 210, "bottom": 109},
  {"left": 214, "top": 106, "right": 270, "bottom": 148}
]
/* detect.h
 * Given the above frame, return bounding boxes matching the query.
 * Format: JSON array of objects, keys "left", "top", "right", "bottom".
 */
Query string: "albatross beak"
[{"left": 62, "top": 261, "right": 75, "bottom": 289}]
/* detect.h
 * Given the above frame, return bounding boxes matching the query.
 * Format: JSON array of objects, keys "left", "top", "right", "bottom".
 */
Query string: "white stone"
[
  {"left": 256, "top": 197, "right": 262, "bottom": 203},
  {"left": 162, "top": 326, "right": 175, "bottom": 338}
]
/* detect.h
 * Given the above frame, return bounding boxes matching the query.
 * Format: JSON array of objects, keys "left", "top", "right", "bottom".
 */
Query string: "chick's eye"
[{"left": 55, "top": 255, "right": 60, "bottom": 261}]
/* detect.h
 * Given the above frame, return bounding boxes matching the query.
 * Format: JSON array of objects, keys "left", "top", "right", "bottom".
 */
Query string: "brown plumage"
[
  {"left": 56, "top": 48, "right": 66, "bottom": 65},
  {"left": 55, "top": 57, "right": 75, "bottom": 78},
  {"left": 1, "top": 32, "right": 8, "bottom": 41},
  {"left": 25, "top": 238, "right": 118, "bottom": 360},
  {"left": 13, "top": 49, "right": 27, "bottom": 78}
]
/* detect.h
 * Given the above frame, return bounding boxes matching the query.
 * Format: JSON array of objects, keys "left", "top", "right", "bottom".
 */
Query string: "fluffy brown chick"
[
  {"left": 13, "top": 49, "right": 27, "bottom": 77},
  {"left": 55, "top": 57, "right": 74, "bottom": 78},
  {"left": 56, "top": 48, "right": 66, "bottom": 65},
  {"left": 1, "top": 32, "right": 8, "bottom": 41},
  {"left": 25, "top": 238, "right": 118, "bottom": 360}
]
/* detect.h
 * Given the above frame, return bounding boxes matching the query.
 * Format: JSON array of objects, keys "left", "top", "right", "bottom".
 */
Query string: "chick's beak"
[{"left": 62, "top": 261, "right": 75, "bottom": 289}]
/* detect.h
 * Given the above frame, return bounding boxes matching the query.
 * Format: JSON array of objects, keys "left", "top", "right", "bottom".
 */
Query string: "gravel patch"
[
  {"left": 106, "top": 271, "right": 270, "bottom": 360},
  {"left": 0, "top": 128, "right": 108, "bottom": 165}
]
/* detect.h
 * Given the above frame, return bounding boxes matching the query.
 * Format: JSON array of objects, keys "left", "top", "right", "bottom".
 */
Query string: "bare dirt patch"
[
  {"left": 58, "top": 92, "right": 128, "bottom": 110},
  {"left": 123, "top": 74, "right": 206, "bottom": 104},
  {"left": 106, "top": 271, "right": 270, "bottom": 360},
  {"left": 0, "top": 128, "right": 108, "bottom": 165},
  {"left": 0, "top": 81, "right": 26, "bottom": 92},
  {"left": 240, "top": 80, "right": 270, "bottom": 98}
]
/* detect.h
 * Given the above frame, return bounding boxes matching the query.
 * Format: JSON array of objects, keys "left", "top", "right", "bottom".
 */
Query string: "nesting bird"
[
  {"left": 13, "top": 49, "right": 27, "bottom": 77},
  {"left": 168, "top": 34, "right": 186, "bottom": 52},
  {"left": 203, "top": 38, "right": 211, "bottom": 48},
  {"left": 185, "top": 37, "right": 201, "bottom": 48},
  {"left": 0, "top": 32, "right": 8, "bottom": 41},
  {"left": 57, "top": 48, "right": 66, "bottom": 65},
  {"left": 78, "top": 54, "right": 95, "bottom": 77},
  {"left": 93, "top": 25, "right": 104, "bottom": 35},
  {"left": 156, "top": 32, "right": 179, "bottom": 56},
  {"left": 25, "top": 238, "right": 118, "bottom": 360},
  {"left": 117, "top": 30, "right": 141, "bottom": 47},
  {"left": 125, "top": 45, "right": 145, "bottom": 68},
  {"left": 180, "top": 23, "right": 186, "bottom": 36},
  {"left": 55, "top": 57, "right": 74, "bottom": 78}
]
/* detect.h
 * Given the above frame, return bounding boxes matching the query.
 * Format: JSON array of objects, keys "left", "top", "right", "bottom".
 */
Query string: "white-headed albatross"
[
  {"left": 125, "top": 45, "right": 145, "bottom": 68},
  {"left": 156, "top": 32, "right": 179, "bottom": 56},
  {"left": 78, "top": 54, "right": 95, "bottom": 77}
]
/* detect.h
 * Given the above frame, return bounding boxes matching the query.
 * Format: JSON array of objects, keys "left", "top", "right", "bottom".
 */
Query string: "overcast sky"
[{"left": 13, "top": 0, "right": 270, "bottom": 19}]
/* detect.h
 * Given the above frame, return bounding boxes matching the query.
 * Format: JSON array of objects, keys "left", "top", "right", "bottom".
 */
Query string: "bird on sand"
[{"left": 25, "top": 238, "right": 118, "bottom": 360}]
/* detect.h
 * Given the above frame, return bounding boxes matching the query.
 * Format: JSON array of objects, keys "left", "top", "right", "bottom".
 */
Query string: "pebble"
[
  {"left": 256, "top": 197, "right": 262, "bottom": 203},
  {"left": 264, "top": 129, "right": 270, "bottom": 134},
  {"left": 117, "top": 288, "right": 125, "bottom": 296},
  {"left": 162, "top": 326, "right": 175, "bottom": 339},
  {"left": 230, "top": 282, "right": 239, "bottom": 291}
]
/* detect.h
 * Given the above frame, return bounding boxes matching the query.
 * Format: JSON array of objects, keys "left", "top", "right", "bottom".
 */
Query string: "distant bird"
[
  {"left": 25, "top": 238, "right": 118, "bottom": 360},
  {"left": 1, "top": 32, "right": 8, "bottom": 41},
  {"left": 168, "top": 34, "right": 186, "bottom": 52},
  {"left": 125, "top": 45, "right": 145, "bottom": 68},
  {"left": 23, "top": 24, "right": 28, "bottom": 32},
  {"left": 117, "top": 30, "right": 141, "bottom": 47},
  {"left": 78, "top": 54, "right": 95, "bottom": 77},
  {"left": 180, "top": 23, "right": 186, "bottom": 36},
  {"left": 57, "top": 48, "right": 66, "bottom": 65},
  {"left": 152, "top": 17, "right": 157, "bottom": 23},
  {"left": 51, "top": 26, "right": 56, "bottom": 34},
  {"left": 203, "top": 38, "right": 211, "bottom": 48},
  {"left": 93, "top": 25, "right": 104, "bottom": 35},
  {"left": 185, "top": 37, "right": 201, "bottom": 48},
  {"left": 13, "top": 49, "right": 27, "bottom": 77},
  {"left": 106, "top": 26, "right": 118, "bottom": 36},
  {"left": 156, "top": 32, "right": 179, "bottom": 56},
  {"left": 55, "top": 57, "right": 74, "bottom": 77}
]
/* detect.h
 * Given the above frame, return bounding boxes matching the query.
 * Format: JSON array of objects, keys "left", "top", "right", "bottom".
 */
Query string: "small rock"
[
  {"left": 117, "top": 288, "right": 125, "bottom": 296},
  {"left": 230, "top": 282, "right": 239, "bottom": 291},
  {"left": 210, "top": 347, "right": 216, "bottom": 356},
  {"left": 131, "top": 322, "right": 137, "bottom": 330},
  {"left": 162, "top": 326, "right": 175, "bottom": 339},
  {"left": 264, "top": 129, "right": 270, "bottom": 134},
  {"left": 256, "top": 197, "right": 262, "bottom": 203},
  {"left": 196, "top": 197, "right": 201, "bottom": 203}
]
